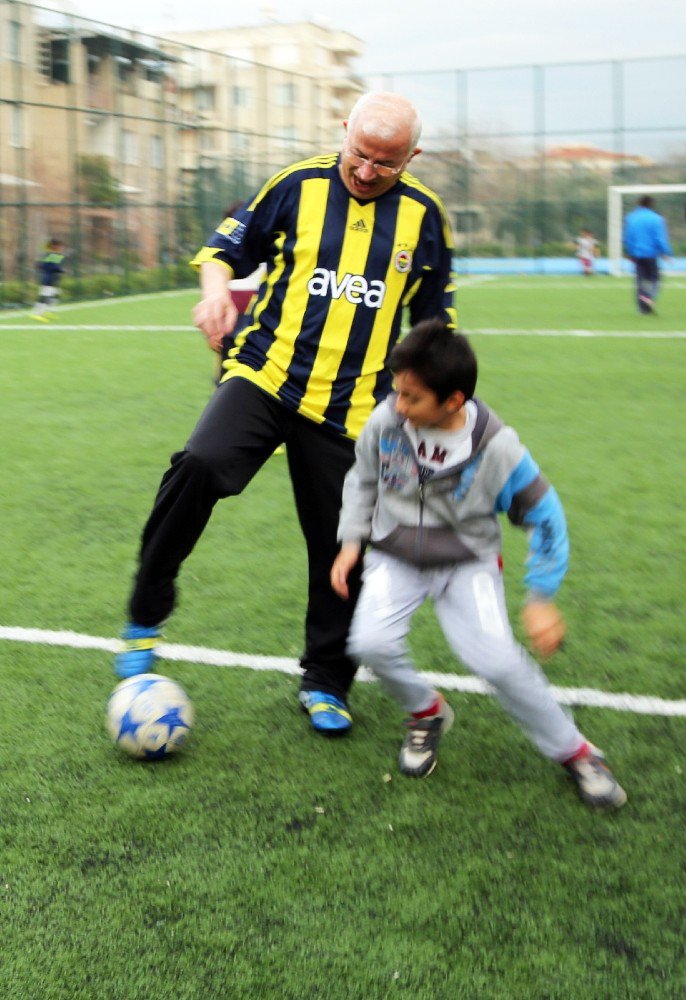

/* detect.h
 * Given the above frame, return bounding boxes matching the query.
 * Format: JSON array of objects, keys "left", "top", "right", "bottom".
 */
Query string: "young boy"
[
  {"left": 31, "top": 239, "right": 65, "bottom": 321},
  {"left": 575, "top": 229, "right": 599, "bottom": 276},
  {"left": 330, "top": 319, "right": 626, "bottom": 810}
]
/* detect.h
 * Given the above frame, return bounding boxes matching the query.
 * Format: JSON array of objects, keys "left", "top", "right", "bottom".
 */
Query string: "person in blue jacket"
[
  {"left": 623, "top": 196, "right": 672, "bottom": 314},
  {"left": 331, "top": 319, "right": 626, "bottom": 809}
]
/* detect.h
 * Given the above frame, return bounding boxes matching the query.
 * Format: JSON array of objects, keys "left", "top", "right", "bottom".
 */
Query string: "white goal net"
[{"left": 607, "top": 183, "right": 686, "bottom": 276}]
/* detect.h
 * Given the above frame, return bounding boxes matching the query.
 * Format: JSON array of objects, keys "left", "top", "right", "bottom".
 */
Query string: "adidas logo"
[{"left": 350, "top": 219, "right": 368, "bottom": 232}]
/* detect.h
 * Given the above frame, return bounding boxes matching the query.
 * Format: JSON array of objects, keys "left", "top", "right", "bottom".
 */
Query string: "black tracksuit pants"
[
  {"left": 128, "top": 377, "right": 362, "bottom": 700},
  {"left": 633, "top": 256, "right": 660, "bottom": 313}
]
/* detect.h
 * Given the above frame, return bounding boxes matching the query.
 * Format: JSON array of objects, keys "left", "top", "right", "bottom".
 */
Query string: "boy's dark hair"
[
  {"left": 389, "top": 319, "right": 477, "bottom": 402},
  {"left": 639, "top": 195, "right": 654, "bottom": 209}
]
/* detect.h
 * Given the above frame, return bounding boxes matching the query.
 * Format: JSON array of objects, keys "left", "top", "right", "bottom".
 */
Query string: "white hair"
[{"left": 347, "top": 92, "right": 422, "bottom": 151}]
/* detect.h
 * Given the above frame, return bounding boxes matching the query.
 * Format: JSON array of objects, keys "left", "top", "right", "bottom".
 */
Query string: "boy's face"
[{"left": 393, "top": 370, "right": 464, "bottom": 430}]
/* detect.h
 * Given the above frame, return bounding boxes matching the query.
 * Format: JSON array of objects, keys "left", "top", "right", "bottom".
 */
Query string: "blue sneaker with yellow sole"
[
  {"left": 299, "top": 690, "right": 352, "bottom": 736},
  {"left": 115, "top": 622, "right": 161, "bottom": 679}
]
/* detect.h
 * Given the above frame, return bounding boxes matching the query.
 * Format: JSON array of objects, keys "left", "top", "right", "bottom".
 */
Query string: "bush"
[
  {"left": 0, "top": 262, "right": 197, "bottom": 310},
  {"left": 0, "top": 281, "right": 34, "bottom": 305},
  {"left": 58, "top": 264, "right": 195, "bottom": 301}
]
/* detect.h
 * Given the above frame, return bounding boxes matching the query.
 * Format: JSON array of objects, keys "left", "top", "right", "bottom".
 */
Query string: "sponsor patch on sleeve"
[{"left": 216, "top": 218, "right": 247, "bottom": 245}]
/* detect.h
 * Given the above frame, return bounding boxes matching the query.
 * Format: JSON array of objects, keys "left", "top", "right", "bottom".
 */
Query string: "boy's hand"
[
  {"left": 522, "top": 600, "right": 566, "bottom": 659},
  {"left": 330, "top": 544, "right": 361, "bottom": 600}
]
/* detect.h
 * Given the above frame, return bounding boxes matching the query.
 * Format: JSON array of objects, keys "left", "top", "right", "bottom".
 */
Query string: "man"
[
  {"left": 114, "top": 91, "right": 456, "bottom": 736},
  {"left": 623, "top": 196, "right": 672, "bottom": 314}
]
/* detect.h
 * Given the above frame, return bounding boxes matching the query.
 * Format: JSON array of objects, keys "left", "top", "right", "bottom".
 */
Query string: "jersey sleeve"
[
  {"left": 496, "top": 451, "right": 569, "bottom": 599},
  {"left": 405, "top": 199, "right": 457, "bottom": 329},
  {"left": 190, "top": 177, "right": 285, "bottom": 278}
]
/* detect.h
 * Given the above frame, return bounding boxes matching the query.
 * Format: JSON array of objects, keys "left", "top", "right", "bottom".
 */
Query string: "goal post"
[{"left": 607, "top": 183, "right": 686, "bottom": 276}]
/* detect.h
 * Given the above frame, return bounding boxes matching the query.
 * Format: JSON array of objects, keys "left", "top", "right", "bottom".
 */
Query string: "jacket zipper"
[{"left": 416, "top": 479, "right": 425, "bottom": 562}]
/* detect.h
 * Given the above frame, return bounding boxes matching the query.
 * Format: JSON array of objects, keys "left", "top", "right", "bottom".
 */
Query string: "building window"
[
  {"left": 122, "top": 130, "right": 138, "bottom": 165},
  {"left": 231, "top": 86, "right": 251, "bottom": 108},
  {"left": 115, "top": 55, "right": 136, "bottom": 91},
  {"left": 196, "top": 87, "right": 215, "bottom": 111},
  {"left": 37, "top": 34, "right": 70, "bottom": 83},
  {"left": 141, "top": 58, "right": 164, "bottom": 84},
  {"left": 10, "top": 105, "right": 24, "bottom": 147},
  {"left": 274, "top": 125, "right": 299, "bottom": 150},
  {"left": 150, "top": 135, "right": 164, "bottom": 169},
  {"left": 274, "top": 82, "right": 297, "bottom": 107},
  {"left": 51, "top": 38, "right": 69, "bottom": 83},
  {"left": 231, "top": 131, "right": 250, "bottom": 153},
  {"left": 8, "top": 19, "right": 22, "bottom": 61}
]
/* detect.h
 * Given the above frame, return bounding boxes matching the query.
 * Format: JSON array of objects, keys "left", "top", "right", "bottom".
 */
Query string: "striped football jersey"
[{"left": 191, "top": 153, "right": 456, "bottom": 439}]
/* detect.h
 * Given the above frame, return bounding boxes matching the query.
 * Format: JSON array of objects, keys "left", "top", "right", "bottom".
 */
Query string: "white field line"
[
  {"left": 471, "top": 329, "right": 686, "bottom": 339},
  {"left": 0, "top": 288, "right": 193, "bottom": 321},
  {"left": 458, "top": 280, "right": 686, "bottom": 290},
  {"left": 2, "top": 625, "right": 685, "bottom": 718},
  {"left": 453, "top": 274, "right": 498, "bottom": 286},
  {"left": 3, "top": 324, "right": 685, "bottom": 340},
  {"left": 2, "top": 325, "right": 195, "bottom": 331}
]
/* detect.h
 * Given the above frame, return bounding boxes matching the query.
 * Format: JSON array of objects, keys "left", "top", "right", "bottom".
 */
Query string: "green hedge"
[{"left": 0, "top": 263, "right": 196, "bottom": 306}]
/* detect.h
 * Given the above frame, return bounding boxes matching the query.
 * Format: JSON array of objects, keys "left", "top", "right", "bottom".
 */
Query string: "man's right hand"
[
  {"left": 193, "top": 290, "right": 238, "bottom": 353},
  {"left": 193, "top": 262, "right": 239, "bottom": 353}
]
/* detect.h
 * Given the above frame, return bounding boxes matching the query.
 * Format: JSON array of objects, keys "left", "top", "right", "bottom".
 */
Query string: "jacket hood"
[{"left": 382, "top": 393, "right": 504, "bottom": 473}]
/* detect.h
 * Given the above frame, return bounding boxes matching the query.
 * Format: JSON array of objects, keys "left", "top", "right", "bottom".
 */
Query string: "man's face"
[{"left": 339, "top": 120, "right": 417, "bottom": 200}]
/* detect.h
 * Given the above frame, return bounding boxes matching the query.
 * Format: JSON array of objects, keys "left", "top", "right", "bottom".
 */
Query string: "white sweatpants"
[{"left": 347, "top": 549, "right": 583, "bottom": 762}]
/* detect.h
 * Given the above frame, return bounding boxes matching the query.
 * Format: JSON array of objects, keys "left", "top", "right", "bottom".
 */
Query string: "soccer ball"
[{"left": 106, "top": 673, "right": 194, "bottom": 760}]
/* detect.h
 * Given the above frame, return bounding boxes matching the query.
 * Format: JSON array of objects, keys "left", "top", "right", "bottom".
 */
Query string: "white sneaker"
[
  {"left": 564, "top": 746, "right": 627, "bottom": 809},
  {"left": 399, "top": 695, "right": 454, "bottom": 778}
]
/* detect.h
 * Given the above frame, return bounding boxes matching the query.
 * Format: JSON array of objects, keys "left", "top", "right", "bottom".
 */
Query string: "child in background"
[
  {"left": 575, "top": 229, "right": 599, "bottom": 276},
  {"left": 31, "top": 239, "right": 65, "bottom": 321},
  {"left": 331, "top": 319, "right": 626, "bottom": 810}
]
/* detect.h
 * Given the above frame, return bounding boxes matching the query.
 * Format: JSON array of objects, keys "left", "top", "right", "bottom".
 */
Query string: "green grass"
[{"left": 1, "top": 278, "right": 685, "bottom": 998}]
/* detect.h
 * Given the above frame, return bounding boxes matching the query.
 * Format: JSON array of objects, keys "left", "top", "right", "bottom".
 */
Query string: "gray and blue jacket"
[{"left": 338, "top": 395, "right": 569, "bottom": 600}]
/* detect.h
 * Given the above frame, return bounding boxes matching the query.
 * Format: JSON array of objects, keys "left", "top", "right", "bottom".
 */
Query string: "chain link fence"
[{"left": 1, "top": 1, "right": 684, "bottom": 298}]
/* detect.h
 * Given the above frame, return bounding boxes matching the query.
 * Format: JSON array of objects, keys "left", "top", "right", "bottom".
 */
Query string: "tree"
[{"left": 76, "top": 155, "right": 122, "bottom": 206}]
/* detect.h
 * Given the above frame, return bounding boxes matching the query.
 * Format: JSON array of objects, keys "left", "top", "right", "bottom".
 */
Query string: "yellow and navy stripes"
[{"left": 191, "top": 154, "right": 455, "bottom": 439}]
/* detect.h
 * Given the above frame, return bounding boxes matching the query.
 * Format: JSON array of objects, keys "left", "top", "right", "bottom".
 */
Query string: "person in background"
[
  {"left": 113, "top": 91, "right": 456, "bottom": 738},
  {"left": 31, "top": 239, "right": 66, "bottom": 321},
  {"left": 331, "top": 319, "right": 626, "bottom": 809},
  {"left": 575, "top": 228, "right": 599, "bottom": 276},
  {"left": 623, "top": 196, "right": 672, "bottom": 314}
]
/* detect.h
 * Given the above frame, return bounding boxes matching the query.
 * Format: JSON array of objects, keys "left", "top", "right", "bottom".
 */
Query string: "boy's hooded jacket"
[{"left": 337, "top": 395, "right": 569, "bottom": 600}]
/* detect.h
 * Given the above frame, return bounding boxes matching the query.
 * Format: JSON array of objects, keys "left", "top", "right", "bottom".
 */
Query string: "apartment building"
[
  {"left": 0, "top": 2, "right": 184, "bottom": 275},
  {"left": 161, "top": 20, "right": 365, "bottom": 203},
  {"left": 0, "top": 4, "right": 362, "bottom": 278}
]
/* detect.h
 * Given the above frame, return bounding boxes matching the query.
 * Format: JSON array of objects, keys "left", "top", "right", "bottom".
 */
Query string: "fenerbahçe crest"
[{"left": 394, "top": 249, "right": 413, "bottom": 273}]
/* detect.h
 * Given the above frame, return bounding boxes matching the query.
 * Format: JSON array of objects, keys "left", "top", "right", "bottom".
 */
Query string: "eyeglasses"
[{"left": 343, "top": 143, "right": 406, "bottom": 178}]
